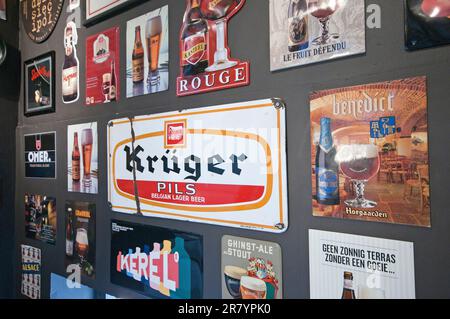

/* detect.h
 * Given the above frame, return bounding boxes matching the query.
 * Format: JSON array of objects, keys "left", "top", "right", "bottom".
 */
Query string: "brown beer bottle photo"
[
  {"left": 72, "top": 132, "right": 80, "bottom": 182},
  {"left": 132, "top": 26, "right": 145, "bottom": 83},
  {"left": 181, "top": 0, "right": 209, "bottom": 76},
  {"left": 110, "top": 60, "right": 117, "bottom": 101},
  {"left": 341, "top": 271, "right": 356, "bottom": 299}
]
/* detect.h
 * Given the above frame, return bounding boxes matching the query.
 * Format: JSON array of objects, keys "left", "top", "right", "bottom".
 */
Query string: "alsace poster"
[
  {"left": 85, "top": 27, "right": 120, "bottom": 106},
  {"left": 108, "top": 99, "right": 288, "bottom": 233},
  {"left": 222, "top": 235, "right": 283, "bottom": 299},
  {"left": 270, "top": 0, "right": 365, "bottom": 71},
  {"left": 111, "top": 220, "right": 203, "bottom": 299},
  {"left": 405, "top": 0, "right": 450, "bottom": 50},
  {"left": 126, "top": 5, "right": 169, "bottom": 98},
  {"left": 309, "top": 230, "right": 416, "bottom": 299},
  {"left": 310, "top": 77, "right": 431, "bottom": 227},
  {"left": 21, "top": 245, "right": 41, "bottom": 299}
]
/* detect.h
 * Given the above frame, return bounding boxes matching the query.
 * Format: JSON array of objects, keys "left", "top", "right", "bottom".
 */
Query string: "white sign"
[
  {"left": 270, "top": 0, "right": 366, "bottom": 71},
  {"left": 309, "top": 230, "right": 416, "bottom": 299},
  {"left": 86, "top": 0, "right": 135, "bottom": 22},
  {"left": 108, "top": 99, "right": 288, "bottom": 233}
]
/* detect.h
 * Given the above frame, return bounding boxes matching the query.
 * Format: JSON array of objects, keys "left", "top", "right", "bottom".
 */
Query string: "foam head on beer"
[
  {"left": 240, "top": 276, "right": 267, "bottom": 299},
  {"left": 224, "top": 266, "right": 247, "bottom": 298}
]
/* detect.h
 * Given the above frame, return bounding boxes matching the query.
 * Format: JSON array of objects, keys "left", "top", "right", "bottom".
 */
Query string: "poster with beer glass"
[
  {"left": 309, "top": 230, "right": 416, "bottom": 299},
  {"left": 25, "top": 194, "right": 57, "bottom": 245},
  {"left": 269, "top": 0, "right": 366, "bottom": 71},
  {"left": 310, "top": 76, "right": 431, "bottom": 227},
  {"left": 85, "top": 27, "right": 120, "bottom": 106},
  {"left": 0, "top": 0, "right": 6, "bottom": 20},
  {"left": 24, "top": 52, "right": 55, "bottom": 116},
  {"left": 126, "top": 5, "right": 169, "bottom": 98},
  {"left": 177, "top": 0, "right": 250, "bottom": 96},
  {"left": 111, "top": 220, "right": 204, "bottom": 299},
  {"left": 67, "top": 122, "right": 98, "bottom": 194},
  {"left": 21, "top": 245, "right": 41, "bottom": 299},
  {"left": 65, "top": 201, "right": 96, "bottom": 277},
  {"left": 222, "top": 235, "right": 283, "bottom": 299},
  {"left": 405, "top": 0, "right": 450, "bottom": 50}
]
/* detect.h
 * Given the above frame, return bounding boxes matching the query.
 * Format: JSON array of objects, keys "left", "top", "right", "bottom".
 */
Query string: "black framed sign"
[
  {"left": 84, "top": 0, "right": 144, "bottom": 26},
  {"left": 24, "top": 51, "right": 55, "bottom": 117},
  {"left": 20, "top": 0, "right": 65, "bottom": 43},
  {"left": 24, "top": 132, "right": 57, "bottom": 179}
]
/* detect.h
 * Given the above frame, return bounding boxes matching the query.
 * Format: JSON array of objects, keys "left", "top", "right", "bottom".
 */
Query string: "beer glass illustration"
[
  {"left": 336, "top": 144, "right": 380, "bottom": 208},
  {"left": 240, "top": 276, "right": 267, "bottom": 299},
  {"left": 75, "top": 228, "right": 89, "bottom": 263},
  {"left": 102, "top": 73, "right": 111, "bottom": 103},
  {"left": 358, "top": 286, "right": 386, "bottom": 299},
  {"left": 307, "top": 0, "right": 340, "bottom": 45},
  {"left": 81, "top": 128, "right": 93, "bottom": 187},
  {"left": 200, "top": 0, "right": 245, "bottom": 72},
  {"left": 146, "top": 15, "right": 162, "bottom": 86},
  {"left": 224, "top": 265, "right": 247, "bottom": 298}
]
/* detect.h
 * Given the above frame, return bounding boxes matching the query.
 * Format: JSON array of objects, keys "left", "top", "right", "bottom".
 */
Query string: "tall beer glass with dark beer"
[
  {"left": 336, "top": 144, "right": 380, "bottom": 208},
  {"left": 81, "top": 128, "right": 93, "bottom": 187},
  {"left": 146, "top": 15, "right": 162, "bottom": 85}
]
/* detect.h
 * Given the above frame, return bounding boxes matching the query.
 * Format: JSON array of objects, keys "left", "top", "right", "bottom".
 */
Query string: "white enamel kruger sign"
[{"left": 108, "top": 99, "right": 288, "bottom": 233}]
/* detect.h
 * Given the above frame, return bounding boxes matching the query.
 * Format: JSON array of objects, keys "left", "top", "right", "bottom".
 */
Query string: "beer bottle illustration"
[
  {"left": 132, "top": 26, "right": 145, "bottom": 83},
  {"left": 341, "top": 271, "right": 356, "bottom": 299},
  {"left": 159, "top": 240, "right": 172, "bottom": 297},
  {"left": 171, "top": 237, "right": 191, "bottom": 299},
  {"left": 315, "top": 117, "right": 340, "bottom": 205}
]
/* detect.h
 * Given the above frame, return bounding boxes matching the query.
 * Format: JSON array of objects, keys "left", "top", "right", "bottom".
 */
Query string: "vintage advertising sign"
[
  {"left": 25, "top": 194, "right": 57, "bottom": 245},
  {"left": 108, "top": 99, "right": 288, "bottom": 233},
  {"left": 24, "top": 51, "right": 55, "bottom": 116},
  {"left": 24, "top": 132, "right": 56, "bottom": 179},
  {"left": 309, "top": 230, "right": 416, "bottom": 299},
  {"left": 310, "top": 77, "right": 430, "bottom": 227},
  {"left": 269, "top": 0, "right": 365, "bottom": 71},
  {"left": 126, "top": 5, "right": 169, "bottom": 98},
  {"left": 21, "top": 245, "right": 41, "bottom": 299},
  {"left": 67, "top": 122, "right": 98, "bottom": 194},
  {"left": 62, "top": 21, "right": 80, "bottom": 104},
  {"left": 222, "top": 235, "right": 282, "bottom": 299},
  {"left": 85, "top": 0, "right": 143, "bottom": 25},
  {"left": 177, "top": 0, "right": 250, "bottom": 96},
  {"left": 111, "top": 220, "right": 203, "bottom": 299},
  {"left": 86, "top": 27, "right": 120, "bottom": 106},
  {"left": 65, "top": 201, "right": 96, "bottom": 277},
  {"left": 405, "top": 0, "right": 450, "bottom": 50},
  {"left": 21, "top": 0, "right": 64, "bottom": 43}
]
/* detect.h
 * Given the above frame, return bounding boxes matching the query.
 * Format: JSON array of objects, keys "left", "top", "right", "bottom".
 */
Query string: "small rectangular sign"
[
  {"left": 111, "top": 220, "right": 204, "bottom": 299},
  {"left": 309, "top": 229, "right": 416, "bottom": 299},
  {"left": 21, "top": 245, "right": 41, "bottom": 299},
  {"left": 222, "top": 235, "right": 283, "bottom": 299},
  {"left": 24, "top": 132, "right": 56, "bottom": 179},
  {"left": 108, "top": 98, "right": 288, "bottom": 233},
  {"left": 25, "top": 194, "right": 57, "bottom": 245}
]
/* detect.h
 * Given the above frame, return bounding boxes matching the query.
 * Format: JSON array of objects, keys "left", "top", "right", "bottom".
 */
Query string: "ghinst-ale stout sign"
[
  {"left": 177, "top": 0, "right": 250, "bottom": 96},
  {"left": 108, "top": 99, "right": 288, "bottom": 233}
]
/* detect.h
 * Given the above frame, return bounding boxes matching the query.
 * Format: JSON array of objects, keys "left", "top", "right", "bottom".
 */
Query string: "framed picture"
[
  {"left": 84, "top": 0, "right": 145, "bottom": 26},
  {"left": 0, "top": 0, "right": 6, "bottom": 21},
  {"left": 24, "top": 52, "right": 55, "bottom": 117}
]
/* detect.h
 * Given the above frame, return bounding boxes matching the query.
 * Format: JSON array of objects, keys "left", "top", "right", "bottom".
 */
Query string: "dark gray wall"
[
  {"left": 14, "top": 0, "right": 450, "bottom": 299},
  {"left": 0, "top": 1, "right": 19, "bottom": 299}
]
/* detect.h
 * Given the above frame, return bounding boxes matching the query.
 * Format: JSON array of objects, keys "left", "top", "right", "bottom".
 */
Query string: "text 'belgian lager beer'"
[
  {"left": 62, "top": 22, "right": 79, "bottom": 103},
  {"left": 315, "top": 117, "right": 340, "bottom": 205},
  {"left": 132, "top": 26, "right": 145, "bottom": 83},
  {"left": 181, "top": 0, "right": 209, "bottom": 76},
  {"left": 288, "top": 0, "right": 309, "bottom": 52},
  {"left": 341, "top": 271, "right": 356, "bottom": 299},
  {"left": 72, "top": 132, "right": 80, "bottom": 182}
]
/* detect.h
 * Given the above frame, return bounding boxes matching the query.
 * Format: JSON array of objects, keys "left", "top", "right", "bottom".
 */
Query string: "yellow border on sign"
[{"left": 108, "top": 102, "right": 284, "bottom": 230}]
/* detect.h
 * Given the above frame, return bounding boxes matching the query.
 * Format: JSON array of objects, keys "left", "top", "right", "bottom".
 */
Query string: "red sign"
[{"left": 177, "top": 0, "right": 250, "bottom": 96}]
